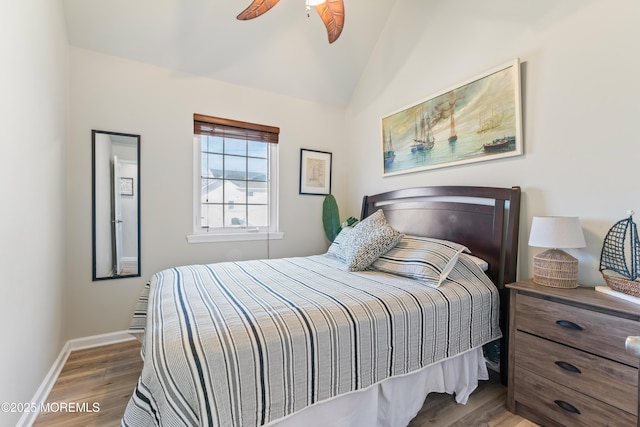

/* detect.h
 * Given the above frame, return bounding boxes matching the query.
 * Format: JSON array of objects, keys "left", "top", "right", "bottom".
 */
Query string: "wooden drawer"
[
  {"left": 515, "top": 330, "right": 638, "bottom": 414},
  {"left": 515, "top": 293, "right": 640, "bottom": 366},
  {"left": 514, "top": 366, "right": 637, "bottom": 427}
]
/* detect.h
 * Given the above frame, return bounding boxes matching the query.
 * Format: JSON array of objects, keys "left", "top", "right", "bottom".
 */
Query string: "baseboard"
[
  {"left": 16, "top": 342, "right": 72, "bottom": 427},
  {"left": 66, "top": 330, "right": 135, "bottom": 352},
  {"left": 17, "top": 330, "right": 136, "bottom": 427}
]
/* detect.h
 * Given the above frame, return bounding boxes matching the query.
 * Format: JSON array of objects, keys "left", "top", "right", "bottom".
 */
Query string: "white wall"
[
  {"left": 65, "top": 48, "right": 348, "bottom": 340},
  {"left": 0, "top": 1, "right": 68, "bottom": 425},
  {"left": 346, "top": 0, "right": 640, "bottom": 286}
]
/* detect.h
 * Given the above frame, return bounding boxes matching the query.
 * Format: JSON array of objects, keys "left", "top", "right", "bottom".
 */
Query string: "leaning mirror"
[{"left": 92, "top": 130, "right": 140, "bottom": 280}]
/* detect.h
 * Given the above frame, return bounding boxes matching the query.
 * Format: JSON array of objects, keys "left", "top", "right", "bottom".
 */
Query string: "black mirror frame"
[{"left": 91, "top": 129, "right": 141, "bottom": 281}]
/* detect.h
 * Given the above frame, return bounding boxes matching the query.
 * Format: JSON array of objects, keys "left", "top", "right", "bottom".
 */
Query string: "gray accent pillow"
[
  {"left": 342, "top": 209, "right": 404, "bottom": 271},
  {"left": 370, "top": 235, "right": 469, "bottom": 287}
]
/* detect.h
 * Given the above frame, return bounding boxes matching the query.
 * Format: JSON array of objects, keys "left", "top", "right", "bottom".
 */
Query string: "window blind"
[{"left": 194, "top": 114, "right": 279, "bottom": 144}]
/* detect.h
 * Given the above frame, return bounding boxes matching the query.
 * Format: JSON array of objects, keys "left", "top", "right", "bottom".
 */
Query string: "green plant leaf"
[
  {"left": 342, "top": 216, "right": 358, "bottom": 228},
  {"left": 322, "top": 194, "right": 341, "bottom": 242}
]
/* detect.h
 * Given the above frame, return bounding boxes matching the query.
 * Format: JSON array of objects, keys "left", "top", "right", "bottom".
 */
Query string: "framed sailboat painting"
[{"left": 381, "top": 59, "right": 523, "bottom": 176}]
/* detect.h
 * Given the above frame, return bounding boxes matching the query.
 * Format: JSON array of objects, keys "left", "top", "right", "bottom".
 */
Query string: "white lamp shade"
[{"left": 528, "top": 216, "right": 586, "bottom": 249}]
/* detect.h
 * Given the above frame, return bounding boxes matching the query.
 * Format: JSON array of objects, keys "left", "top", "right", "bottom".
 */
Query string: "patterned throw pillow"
[
  {"left": 342, "top": 209, "right": 404, "bottom": 271},
  {"left": 326, "top": 227, "right": 354, "bottom": 263},
  {"left": 370, "top": 235, "right": 469, "bottom": 287}
]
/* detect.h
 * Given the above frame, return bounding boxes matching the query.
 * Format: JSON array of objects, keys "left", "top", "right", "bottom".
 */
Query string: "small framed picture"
[
  {"left": 120, "top": 177, "right": 134, "bottom": 196},
  {"left": 299, "top": 149, "right": 332, "bottom": 195}
]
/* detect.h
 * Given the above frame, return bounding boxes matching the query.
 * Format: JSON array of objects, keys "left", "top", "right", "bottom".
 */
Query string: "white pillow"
[
  {"left": 445, "top": 252, "right": 495, "bottom": 289},
  {"left": 341, "top": 209, "right": 404, "bottom": 271},
  {"left": 370, "top": 235, "right": 469, "bottom": 287},
  {"left": 461, "top": 253, "right": 489, "bottom": 272}
]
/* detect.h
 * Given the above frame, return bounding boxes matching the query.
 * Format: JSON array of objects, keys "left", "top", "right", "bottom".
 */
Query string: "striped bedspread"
[{"left": 122, "top": 254, "right": 500, "bottom": 427}]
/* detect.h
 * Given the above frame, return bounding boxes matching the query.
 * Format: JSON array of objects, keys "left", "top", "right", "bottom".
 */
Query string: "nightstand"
[{"left": 507, "top": 280, "right": 640, "bottom": 426}]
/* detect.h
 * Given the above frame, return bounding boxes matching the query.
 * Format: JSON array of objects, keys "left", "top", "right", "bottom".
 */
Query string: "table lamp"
[{"left": 528, "top": 216, "right": 586, "bottom": 288}]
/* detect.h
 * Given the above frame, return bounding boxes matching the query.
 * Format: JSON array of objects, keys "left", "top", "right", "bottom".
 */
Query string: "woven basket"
[
  {"left": 603, "top": 273, "right": 640, "bottom": 297},
  {"left": 532, "top": 249, "right": 579, "bottom": 288}
]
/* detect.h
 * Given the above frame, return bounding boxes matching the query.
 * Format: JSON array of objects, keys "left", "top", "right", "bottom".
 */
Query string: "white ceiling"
[{"left": 62, "top": 0, "right": 398, "bottom": 106}]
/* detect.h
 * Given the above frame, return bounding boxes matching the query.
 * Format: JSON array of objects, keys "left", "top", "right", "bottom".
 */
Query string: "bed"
[{"left": 123, "top": 185, "right": 521, "bottom": 427}]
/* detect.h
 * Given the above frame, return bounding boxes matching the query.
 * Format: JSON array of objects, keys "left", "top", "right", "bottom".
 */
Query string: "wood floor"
[
  {"left": 33, "top": 340, "right": 143, "bottom": 427},
  {"left": 34, "top": 340, "right": 537, "bottom": 427}
]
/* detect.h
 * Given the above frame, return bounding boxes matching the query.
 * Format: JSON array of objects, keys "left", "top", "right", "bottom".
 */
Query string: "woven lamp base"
[{"left": 532, "top": 249, "right": 579, "bottom": 288}]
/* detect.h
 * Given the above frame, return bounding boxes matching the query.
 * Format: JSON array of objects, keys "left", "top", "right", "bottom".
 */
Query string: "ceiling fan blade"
[
  {"left": 315, "top": 0, "right": 344, "bottom": 43},
  {"left": 237, "top": 0, "right": 280, "bottom": 20}
]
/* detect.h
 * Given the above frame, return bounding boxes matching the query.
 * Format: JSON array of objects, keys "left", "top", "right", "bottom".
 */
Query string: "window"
[{"left": 188, "top": 114, "right": 282, "bottom": 243}]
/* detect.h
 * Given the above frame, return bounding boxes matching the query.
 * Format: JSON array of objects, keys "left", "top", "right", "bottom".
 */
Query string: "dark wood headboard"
[
  {"left": 360, "top": 185, "right": 521, "bottom": 384},
  {"left": 361, "top": 185, "right": 521, "bottom": 289}
]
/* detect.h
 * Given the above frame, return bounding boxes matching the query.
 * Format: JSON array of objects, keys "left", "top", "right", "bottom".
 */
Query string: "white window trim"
[{"left": 187, "top": 137, "right": 283, "bottom": 243}]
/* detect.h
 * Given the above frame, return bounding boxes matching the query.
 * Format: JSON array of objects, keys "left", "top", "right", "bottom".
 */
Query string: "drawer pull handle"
[
  {"left": 554, "top": 400, "right": 581, "bottom": 414},
  {"left": 555, "top": 320, "right": 583, "bottom": 331},
  {"left": 554, "top": 361, "right": 581, "bottom": 374}
]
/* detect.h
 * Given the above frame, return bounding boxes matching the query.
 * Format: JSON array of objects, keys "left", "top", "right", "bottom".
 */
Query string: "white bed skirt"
[{"left": 267, "top": 347, "right": 489, "bottom": 427}]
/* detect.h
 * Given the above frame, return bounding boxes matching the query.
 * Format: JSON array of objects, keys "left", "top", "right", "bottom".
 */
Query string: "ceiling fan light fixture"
[{"left": 305, "top": 0, "right": 325, "bottom": 17}]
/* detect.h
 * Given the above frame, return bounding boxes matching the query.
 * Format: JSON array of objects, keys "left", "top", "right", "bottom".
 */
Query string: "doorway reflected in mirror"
[{"left": 92, "top": 130, "right": 140, "bottom": 280}]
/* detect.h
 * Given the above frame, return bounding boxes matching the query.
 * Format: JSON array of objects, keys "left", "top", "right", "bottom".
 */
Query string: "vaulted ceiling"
[{"left": 62, "top": 0, "right": 399, "bottom": 106}]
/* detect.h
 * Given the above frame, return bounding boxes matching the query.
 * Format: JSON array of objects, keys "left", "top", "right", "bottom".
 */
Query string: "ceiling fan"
[{"left": 237, "top": 0, "right": 345, "bottom": 44}]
